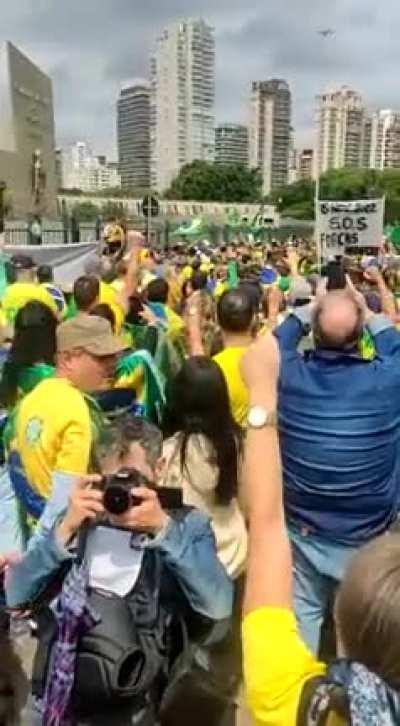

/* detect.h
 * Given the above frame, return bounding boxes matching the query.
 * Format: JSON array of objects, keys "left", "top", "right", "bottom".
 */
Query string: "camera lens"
[{"left": 103, "top": 484, "right": 131, "bottom": 516}]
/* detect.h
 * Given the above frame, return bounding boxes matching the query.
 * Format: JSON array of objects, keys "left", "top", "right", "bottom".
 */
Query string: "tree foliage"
[
  {"left": 71, "top": 201, "right": 128, "bottom": 221},
  {"left": 269, "top": 168, "right": 400, "bottom": 223},
  {"left": 101, "top": 201, "right": 128, "bottom": 219},
  {"left": 71, "top": 201, "right": 99, "bottom": 221},
  {"left": 165, "top": 161, "right": 263, "bottom": 203}
]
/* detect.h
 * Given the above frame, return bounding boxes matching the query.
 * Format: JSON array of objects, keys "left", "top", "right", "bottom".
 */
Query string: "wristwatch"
[{"left": 247, "top": 405, "right": 277, "bottom": 430}]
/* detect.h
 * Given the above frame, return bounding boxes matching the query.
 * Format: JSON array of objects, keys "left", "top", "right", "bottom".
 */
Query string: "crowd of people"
[{"left": 0, "top": 226, "right": 400, "bottom": 724}]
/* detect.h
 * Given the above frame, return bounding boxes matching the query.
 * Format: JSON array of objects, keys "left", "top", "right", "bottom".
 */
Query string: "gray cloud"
[{"left": 2, "top": 0, "right": 400, "bottom": 157}]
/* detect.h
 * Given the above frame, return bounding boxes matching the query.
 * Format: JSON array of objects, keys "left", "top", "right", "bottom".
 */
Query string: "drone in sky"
[{"left": 318, "top": 29, "right": 336, "bottom": 38}]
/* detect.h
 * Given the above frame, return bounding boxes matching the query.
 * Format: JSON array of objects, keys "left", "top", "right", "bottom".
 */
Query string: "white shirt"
[{"left": 84, "top": 526, "right": 145, "bottom": 597}]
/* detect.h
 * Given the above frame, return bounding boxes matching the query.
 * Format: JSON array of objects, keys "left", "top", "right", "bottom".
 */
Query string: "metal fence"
[{"left": 4, "top": 225, "right": 99, "bottom": 246}]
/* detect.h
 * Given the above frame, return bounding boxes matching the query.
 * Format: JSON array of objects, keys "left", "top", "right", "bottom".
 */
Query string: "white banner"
[
  {"left": 316, "top": 198, "right": 385, "bottom": 256},
  {"left": 3, "top": 242, "right": 100, "bottom": 285}
]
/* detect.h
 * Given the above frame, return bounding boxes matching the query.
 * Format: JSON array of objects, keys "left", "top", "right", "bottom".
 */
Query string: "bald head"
[{"left": 313, "top": 291, "right": 364, "bottom": 351}]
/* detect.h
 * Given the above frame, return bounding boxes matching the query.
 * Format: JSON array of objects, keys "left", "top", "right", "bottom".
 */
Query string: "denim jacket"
[
  {"left": 275, "top": 311, "right": 400, "bottom": 545},
  {"left": 6, "top": 507, "right": 233, "bottom": 621}
]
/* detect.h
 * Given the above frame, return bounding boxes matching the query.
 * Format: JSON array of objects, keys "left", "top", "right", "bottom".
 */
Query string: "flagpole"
[{"left": 315, "top": 170, "right": 321, "bottom": 274}]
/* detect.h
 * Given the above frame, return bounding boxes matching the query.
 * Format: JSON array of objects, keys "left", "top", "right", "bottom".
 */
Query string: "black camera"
[
  {"left": 103, "top": 469, "right": 147, "bottom": 516},
  {"left": 102, "top": 469, "right": 184, "bottom": 516}
]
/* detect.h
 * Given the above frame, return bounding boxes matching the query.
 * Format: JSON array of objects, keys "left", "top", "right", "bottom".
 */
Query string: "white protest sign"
[{"left": 316, "top": 198, "right": 385, "bottom": 256}]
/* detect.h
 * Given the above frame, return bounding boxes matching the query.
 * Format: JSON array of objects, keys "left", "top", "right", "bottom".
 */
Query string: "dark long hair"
[
  {"left": 0, "top": 301, "right": 57, "bottom": 408},
  {"left": 162, "top": 356, "right": 242, "bottom": 505}
]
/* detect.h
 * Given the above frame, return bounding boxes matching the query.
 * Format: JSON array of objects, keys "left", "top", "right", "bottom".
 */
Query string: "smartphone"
[{"left": 326, "top": 261, "right": 346, "bottom": 291}]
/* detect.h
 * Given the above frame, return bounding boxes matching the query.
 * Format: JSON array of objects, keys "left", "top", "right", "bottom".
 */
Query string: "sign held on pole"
[{"left": 316, "top": 198, "right": 385, "bottom": 256}]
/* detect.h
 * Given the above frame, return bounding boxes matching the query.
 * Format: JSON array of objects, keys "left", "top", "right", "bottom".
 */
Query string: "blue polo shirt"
[{"left": 275, "top": 311, "right": 400, "bottom": 545}]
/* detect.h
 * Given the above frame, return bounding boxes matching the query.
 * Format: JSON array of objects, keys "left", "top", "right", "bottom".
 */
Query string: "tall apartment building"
[
  {"left": 368, "top": 109, "right": 400, "bottom": 170},
  {"left": 62, "top": 142, "right": 120, "bottom": 192},
  {"left": 288, "top": 128, "right": 298, "bottom": 184},
  {"left": 151, "top": 19, "right": 215, "bottom": 192},
  {"left": 117, "top": 82, "right": 151, "bottom": 190},
  {"left": 362, "top": 117, "right": 373, "bottom": 168},
  {"left": 249, "top": 79, "right": 292, "bottom": 196},
  {"left": 215, "top": 124, "right": 248, "bottom": 166},
  {"left": 316, "top": 86, "right": 366, "bottom": 174},
  {"left": 55, "top": 148, "right": 63, "bottom": 190},
  {"left": 298, "top": 149, "right": 314, "bottom": 180}
]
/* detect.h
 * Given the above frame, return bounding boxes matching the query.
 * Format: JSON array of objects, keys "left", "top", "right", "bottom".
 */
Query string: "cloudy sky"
[{"left": 3, "top": 0, "right": 399, "bottom": 159}]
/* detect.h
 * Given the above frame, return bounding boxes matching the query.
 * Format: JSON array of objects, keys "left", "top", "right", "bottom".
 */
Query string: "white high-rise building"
[
  {"left": 368, "top": 109, "right": 400, "bottom": 170},
  {"left": 249, "top": 79, "right": 292, "bottom": 196},
  {"left": 316, "top": 86, "right": 367, "bottom": 174},
  {"left": 151, "top": 19, "right": 215, "bottom": 192},
  {"left": 62, "top": 142, "right": 121, "bottom": 192}
]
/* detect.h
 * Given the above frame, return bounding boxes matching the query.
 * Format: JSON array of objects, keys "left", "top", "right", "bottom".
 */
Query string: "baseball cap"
[
  {"left": 57, "top": 316, "right": 126, "bottom": 356},
  {"left": 11, "top": 255, "right": 35, "bottom": 270},
  {"left": 289, "top": 278, "right": 312, "bottom": 304}
]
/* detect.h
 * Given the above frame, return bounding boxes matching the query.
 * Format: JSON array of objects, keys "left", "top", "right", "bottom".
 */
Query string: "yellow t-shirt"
[
  {"left": 214, "top": 280, "right": 229, "bottom": 299},
  {"left": 15, "top": 377, "right": 92, "bottom": 499},
  {"left": 181, "top": 265, "right": 193, "bottom": 281},
  {"left": 165, "top": 306, "right": 185, "bottom": 339},
  {"left": 110, "top": 278, "right": 125, "bottom": 294},
  {"left": 243, "top": 608, "right": 329, "bottom": 726},
  {"left": 213, "top": 347, "right": 249, "bottom": 427},
  {"left": 2, "top": 282, "right": 58, "bottom": 323},
  {"left": 99, "top": 281, "right": 124, "bottom": 335}
]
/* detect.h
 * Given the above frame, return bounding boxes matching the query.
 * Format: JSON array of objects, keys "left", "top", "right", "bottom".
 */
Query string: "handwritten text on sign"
[{"left": 316, "top": 199, "right": 385, "bottom": 254}]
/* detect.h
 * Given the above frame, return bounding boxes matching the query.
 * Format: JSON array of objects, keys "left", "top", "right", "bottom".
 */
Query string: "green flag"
[
  {"left": 390, "top": 226, "right": 400, "bottom": 251},
  {"left": 227, "top": 260, "right": 239, "bottom": 290}
]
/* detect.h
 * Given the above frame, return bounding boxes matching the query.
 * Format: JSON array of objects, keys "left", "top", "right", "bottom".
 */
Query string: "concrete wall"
[
  {"left": 58, "top": 193, "right": 280, "bottom": 226},
  {"left": 0, "top": 41, "right": 57, "bottom": 218}
]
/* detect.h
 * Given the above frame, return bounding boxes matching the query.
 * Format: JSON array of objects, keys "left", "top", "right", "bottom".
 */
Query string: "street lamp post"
[{"left": 0, "top": 182, "right": 6, "bottom": 235}]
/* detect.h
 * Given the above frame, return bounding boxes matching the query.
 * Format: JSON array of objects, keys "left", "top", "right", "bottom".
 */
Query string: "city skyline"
[{"left": 3, "top": 0, "right": 400, "bottom": 159}]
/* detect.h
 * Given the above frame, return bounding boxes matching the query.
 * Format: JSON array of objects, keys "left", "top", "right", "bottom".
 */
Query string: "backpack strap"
[{"left": 297, "top": 675, "right": 349, "bottom": 726}]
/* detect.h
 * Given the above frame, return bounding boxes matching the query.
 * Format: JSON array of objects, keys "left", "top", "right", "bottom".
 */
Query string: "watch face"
[{"left": 248, "top": 405, "right": 268, "bottom": 428}]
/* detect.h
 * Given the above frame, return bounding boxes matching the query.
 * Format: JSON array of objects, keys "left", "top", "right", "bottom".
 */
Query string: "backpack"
[{"left": 32, "top": 519, "right": 232, "bottom": 725}]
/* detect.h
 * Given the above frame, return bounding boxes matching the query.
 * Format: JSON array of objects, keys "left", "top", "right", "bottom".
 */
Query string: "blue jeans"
[{"left": 289, "top": 526, "right": 358, "bottom": 655}]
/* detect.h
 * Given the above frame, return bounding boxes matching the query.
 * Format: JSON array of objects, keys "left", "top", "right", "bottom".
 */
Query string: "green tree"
[
  {"left": 101, "top": 201, "right": 128, "bottom": 219},
  {"left": 165, "top": 161, "right": 263, "bottom": 202},
  {"left": 268, "top": 167, "right": 400, "bottom": 223},
  {"left": 71, "top": 201, "right": 99, "bottom": 221}
]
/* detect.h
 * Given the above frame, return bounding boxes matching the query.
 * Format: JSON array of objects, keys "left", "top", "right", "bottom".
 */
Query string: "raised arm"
[
  {"left": 274, "top": 304, "right": 313, "bottom": 352},
  {"left": 117, "top": 232, "right": 144, "bottom": 311},
  {"left": 364, "top": 267, "right": 396, "bottom": 320},
  {"left": 240, "top": 334, "right": 292, "bottom": 613},
  {"left": 185, "top": 292, "right": 205, "bottom": 356},
  {"left": 347, "top": 272, "right": 400, "bottom": 359}
]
